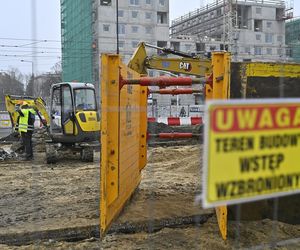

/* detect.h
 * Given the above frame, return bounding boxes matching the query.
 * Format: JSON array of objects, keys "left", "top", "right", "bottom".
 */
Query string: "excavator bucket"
[{"left": 100, "top": 54, "right": 147, "bottom": 236}]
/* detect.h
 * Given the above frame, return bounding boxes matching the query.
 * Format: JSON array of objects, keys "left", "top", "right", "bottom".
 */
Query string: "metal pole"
[
  {"left": 20, "top": 60, "right": 34, "bottom": 94},
  {"left": 31, "top": 61, "right": 34, "bottom": 96},
  {"left": 116, "top": 0, "right": 119, "bottom": 54}
]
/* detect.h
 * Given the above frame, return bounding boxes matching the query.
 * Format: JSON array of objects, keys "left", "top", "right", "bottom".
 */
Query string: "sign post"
[{"left": 203, "top": 99, "right": 300, "bottom": 208}]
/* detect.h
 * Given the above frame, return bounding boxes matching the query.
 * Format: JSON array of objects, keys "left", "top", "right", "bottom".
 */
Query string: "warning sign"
[{"left": 203, "top": 99, "right": 300, "bottom": 208}]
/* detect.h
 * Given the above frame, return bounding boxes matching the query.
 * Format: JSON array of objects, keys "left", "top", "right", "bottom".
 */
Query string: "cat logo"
[{"left": 179, "top": 62, "right": 192, "bottom": 72}]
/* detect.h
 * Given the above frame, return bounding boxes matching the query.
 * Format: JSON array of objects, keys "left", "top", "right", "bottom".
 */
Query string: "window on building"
[
  {"left": 132, "top": 41, "right": 139, "bottom": 48},
  {"left": 286, "top": 48, "right": 292, "bottom": 57},
  {"left": 276, "top": 8, "right": 284, "bottom": 20},
  {"left": 118, "top": 10, "right": 124, "bottom": 17},
  {"left": 157, "top": 41, "right": 167, "bottom": 54},
  {"left": 101, "top": 0, "right": 111, "bottom": 6},
  {"left": 157, "top": 12, "right": 167, "bottom": 24},
  {"left": 171, "top": 98, "right": 177, "bottom": 105},
  {"left": 266, "top": 48, "right": 272, "bottom": 55},
  {"left": 266, "top": 22, "right": 272, "bottom": 28},
  {"left": 159, "top": 0, "right": 165, "bottom": 5},
  {"left": 196, "top": 43, "right": 205, "bottom": 52},
  {"left": 194, "top": 94, "right": 202, "bottom": 105},
  {"left": 103, "top": 24, "right": 110, "bottom": 32},
  {"left": 119, "top": 41, "right": 125, "bottom": 48},
  {"left": 146, "top": 12, "right": 152, "bottom": 19},
  {"left": 131, "top": 26, "right": 139, "bottom": 33},
  {"left": 132, "top": 11, "right": 138, "bottom": 18},
  {"left": 254, "top": 46, "right": 262, "bottom": 55},
  {"left": 146, "top": 0, "right": 151, "bottom": 4},
  {"left": 256, "top": 7, "right": 261, "bottom": 14},
  {"left": 245, "top": 47, "right": 251, "bottom": 54},
  {"left": 185, "top": 44, "right": 192, "bottom": 52},
  {"left": 145, "top": 27, "right": 153, "bottom": 34},
  {"left": 148, "top": 70, "right": 154, "bottom": 77},
  {"left": 217, "top": 9, "right": 222, "bottom": 16},
  {"left": 265, "top": 33, "right": 273, "bottom": 43},
  {"left": 277, "top": 48, "right": 283, "bottom": 56},
  {"left": 277, "top": 35, "right": 283, "bottom": 42},
  {"left": 118, "top": 24, "right": 125, "bottom": 34},
  {"left": 256, "top": 34, "right": 261, "bottom": 40},
  {"left": 170, "top": 41, "right": 180, "bottom": 51},
  {"left": 130, "top": 0, "right": 139, "bottom": 5},
  {"left": 254, "top": 19, "right": 262, "bottom": 32}
]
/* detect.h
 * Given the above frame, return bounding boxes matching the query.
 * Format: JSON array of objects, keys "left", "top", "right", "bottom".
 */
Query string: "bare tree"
[
  {"left": 32, "top": 62, "right": 62, "bottom": 105},
  {"left": 0, "top": 69, "right": 24, "bottom": 110}
]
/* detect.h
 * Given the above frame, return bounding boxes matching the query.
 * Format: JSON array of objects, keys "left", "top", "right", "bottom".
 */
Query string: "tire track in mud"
[{"left": 0, "top": 213, "right": 213, "bottom": 246}]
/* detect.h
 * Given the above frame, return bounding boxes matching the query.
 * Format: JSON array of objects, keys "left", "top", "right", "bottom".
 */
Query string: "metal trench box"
[{"left": 100, "top": 54, "right": 147, "bottom": 235}]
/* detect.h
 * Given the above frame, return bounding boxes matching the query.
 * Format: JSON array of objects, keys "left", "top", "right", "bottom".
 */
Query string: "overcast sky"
[{"left": 0, "top": 0, "right": 299, "bottom": 76}]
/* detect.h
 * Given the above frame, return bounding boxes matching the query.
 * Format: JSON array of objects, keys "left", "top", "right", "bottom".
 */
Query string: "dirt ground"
[{"left": 0, "top": 144, "right": 300, "bottom": 249}]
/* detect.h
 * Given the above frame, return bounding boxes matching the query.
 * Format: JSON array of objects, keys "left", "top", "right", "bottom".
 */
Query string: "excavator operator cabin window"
[
  {"left": 51, "top": 87, "right": 62, "bottom": 132},
  {"left": 62, "top": 85, "right": 72, "bottom": 123},
  {"left": 74, "top": 89, "right": 96, "bottom": 111}
]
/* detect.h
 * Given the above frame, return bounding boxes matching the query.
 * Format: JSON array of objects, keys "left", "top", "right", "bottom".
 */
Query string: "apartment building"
[
  {"left": 286, "top": 18, "right": 300, "bottom": 62},
  {"left": 170, "top": 0, "right": 290, "bottom": 62},
  {"left": 61, "top": 0, "right": 169, "bottom": 89}
]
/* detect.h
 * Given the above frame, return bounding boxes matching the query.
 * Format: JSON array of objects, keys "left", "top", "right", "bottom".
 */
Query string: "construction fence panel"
[{"left": 229, "top": 60, "right": 300, "bottom": 248}]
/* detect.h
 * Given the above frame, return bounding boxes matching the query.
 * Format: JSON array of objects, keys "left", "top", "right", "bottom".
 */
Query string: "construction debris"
[{"left": 0, "top": 147, "right": 17, "bottom": 161}]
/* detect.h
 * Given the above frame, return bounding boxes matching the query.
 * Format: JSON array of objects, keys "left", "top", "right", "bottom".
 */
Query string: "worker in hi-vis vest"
[{"left": 16, "top": 103, "right": 36, "bottom": 160}]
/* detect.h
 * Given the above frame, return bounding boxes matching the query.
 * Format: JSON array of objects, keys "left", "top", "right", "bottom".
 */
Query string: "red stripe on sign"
[
  {"left": 211, "top": 104, "right": 300, "bottom": 132},
  {"left": 168, "top": 117, "right": 180, "bottom": 126},
  {"left": 148, "top": 117, "right": 156, "bottom": 123},
  {"left": 191, "top": 117, "right": 202, "bottom": 125}
]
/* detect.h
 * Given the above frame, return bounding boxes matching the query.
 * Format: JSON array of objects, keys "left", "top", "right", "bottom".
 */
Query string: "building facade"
[
  {"left": 61, "top": 0, "right": 169, "bottom": 92},
  {"left": 286, "top": 18, "right": 300, "bottom": 63},
  {"left": 170, "top": 0, "right": 290, "bottom": 62}
]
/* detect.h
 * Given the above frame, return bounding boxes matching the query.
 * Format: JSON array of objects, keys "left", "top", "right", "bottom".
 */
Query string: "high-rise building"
[
  {"left": 170, "top": 0, "right": 291, "bottom": 62},
  {"left": 60, "top": 0, "right": 169, "bottom": 92},
  {"left": 61, "top": 0, "right": 94, "bottom": 83},
  {"left": 286, "top": 18, "right": 300, "bottom": 63}
]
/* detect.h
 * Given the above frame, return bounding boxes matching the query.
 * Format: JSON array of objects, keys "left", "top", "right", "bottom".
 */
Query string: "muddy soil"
[{"left": 0, "top": 145, "right": 300, "bottom": 249}]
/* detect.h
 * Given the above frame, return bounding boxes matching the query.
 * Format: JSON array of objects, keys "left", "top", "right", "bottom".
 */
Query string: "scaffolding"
[
  {"left": 60, "top": 0, "right": 94, "bottom": 83},
  {"left": 286, "top": 18, "right": 300, "bottom": 63}
]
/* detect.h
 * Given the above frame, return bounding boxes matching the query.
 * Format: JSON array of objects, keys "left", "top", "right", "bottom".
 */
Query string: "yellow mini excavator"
[{"left": 5, "top": 82, "right": 100, "bottom": 163}]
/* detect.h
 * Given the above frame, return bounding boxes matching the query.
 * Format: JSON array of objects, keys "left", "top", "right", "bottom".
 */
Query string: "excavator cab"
[{"left": 46, "top": 82, "right": 100, "bottom": 163}]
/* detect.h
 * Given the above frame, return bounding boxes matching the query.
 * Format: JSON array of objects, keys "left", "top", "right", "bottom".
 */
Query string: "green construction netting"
[
  {"left": 286, "top": 19, "right": 300, "bottom": 63},
  {"left": 61, "top": 0, "right": 94, "bottom": 83}
]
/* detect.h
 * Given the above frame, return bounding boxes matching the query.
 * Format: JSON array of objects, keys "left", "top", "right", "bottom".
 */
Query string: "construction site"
[{"left": 1, "top": 0, "right": 300, "bottom": 249}]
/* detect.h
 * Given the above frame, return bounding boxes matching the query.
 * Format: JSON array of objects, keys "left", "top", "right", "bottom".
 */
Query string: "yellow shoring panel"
[
  {"left": 139, "top": 87, "right": 147, "bottom": 170},
  {"left": 246, "top": 62, "right": 300, "bottom": 78},
  {"left": 100, "top": 54, "right": 147, "bottom": 236},
  {"left": 209, "top": 51, "right": 231, "bottom": 240}
]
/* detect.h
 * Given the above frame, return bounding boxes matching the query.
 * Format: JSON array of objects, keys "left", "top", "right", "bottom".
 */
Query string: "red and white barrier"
[{"left": 148, "top": 117, "right": 203, "bottom": 126}]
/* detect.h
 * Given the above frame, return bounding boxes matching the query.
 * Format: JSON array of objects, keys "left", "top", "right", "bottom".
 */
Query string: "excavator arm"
[
  {"left": 5, "top": 95, "right": 50, "bottom": 129},
  {"left": 128, "top": 42, "right": 211, "bottom": 76}
]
